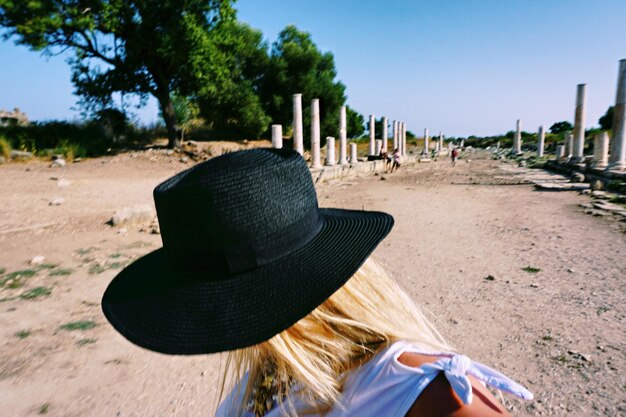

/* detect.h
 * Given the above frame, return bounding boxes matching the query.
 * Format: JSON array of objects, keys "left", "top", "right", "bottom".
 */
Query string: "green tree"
[
  {"left": 599, "top": 106, "right": 614, "bottom": 131},
  {"left": 345, "top": 106, "right": 365, "bottom": 138},
  {"left": 549, "top": 121, "right": 574, "bottom": 134},
  {"left": 261, "top": 25, "right": 346, "bottom": 145},
  {"left": 196, "top": 21, "right": 270, "bottom": 138},
  {"left": 0, "top": 0, "right": 235, "bottom": 148}
]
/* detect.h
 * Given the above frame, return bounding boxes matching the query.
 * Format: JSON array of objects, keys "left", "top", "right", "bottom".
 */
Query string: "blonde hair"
[{"left": 219, "top": 257, "right": 450, "bottom": 416}]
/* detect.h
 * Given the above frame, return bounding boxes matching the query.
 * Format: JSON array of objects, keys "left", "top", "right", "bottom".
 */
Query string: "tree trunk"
[{"left": 160, "top": 96, "right": 180, "bottom": 149}]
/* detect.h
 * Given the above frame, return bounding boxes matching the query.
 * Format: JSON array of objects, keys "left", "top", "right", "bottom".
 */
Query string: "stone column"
[
  {"left": 393, "top": 120, "right": 398, "bottom": 150},
  {"left": 339, "top": 105, "right": 348, "bottom": 165},
  {"left": 271, "top": 124, "right": 283, "bottom": 149},
  {"left": 593, "top": 132, "right": 610, "bottom": 169},
  {"left": 556, "top": 145, "right": 565, "bottom": 159},
  {"left": 292, "top": 94, "right": 304, "bottom": 155},
  {"left": 375, "top": 140, "right": 382, "bottom": 155},
  {"left": 310, "top": 99, "right": 322, "bottom": 168},
  {"left": 460, "top": 139, "right": 465, "bottom": 148},
  {"left": 566, "top": 133, "right": 574, "bottom": 158},
  {"left": 609, "top": 59, "right": 626, "bottom": 170},
  {"left": 325, "top": 137, "right": 336, "bottom": 166},
  {"left": 514, "top": 119, "right": 522, "bottom": 154},
  {"left": 403, "top": 123, "right": 407, "bottom": 154},
  {"left": 382, "top": 117, "right": 388, "bottom": 151},
  {"left": 369, "top": 115, "right": 376, "bottom": 156},
  {"left": 424, "top": 128, "right": 429, "bottom": 154},
  {"left": 537, "top": 126, "right": 545, "bottom": 157},
  {"left": 572, "top": 83, "right": 587, "bottom": 162},
  {"left": 350, "top": 142, "right": 358, "bottom": 163},
  {"left": 439, "top": 132, "right": 444, "bottom": 151}
]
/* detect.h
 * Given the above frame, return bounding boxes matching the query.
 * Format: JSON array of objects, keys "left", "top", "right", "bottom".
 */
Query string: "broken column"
[
  {"left": 566, "top": 133, "right": 574, "bottom": 158},
  {"left": 572, "top": 83, "right": 587, "bottom": 163},
  {"left": 325, "top": 137, "right": 336, "bottom": 166},
  {"left": 369, "top": 115, "right": 376, "bottom": 156},
  {"left": 339, "top": 105, "right": 348, "bottom": 165},
  {"left": 382, "top": 117, "right": 388, "bottom": 151},
  {"left": 292, "top": 94, "right": 304, "bottom": 155},
  {"left": 424, "top": 128, "right": 430, "bottom": 155},
  {"left": 350, "top": 142, "right": 358, "bottom": 163},
  {"left": 439, "top": 132, "right": 443, "bottom": 151},
  {"left": 310, "top": 99, "right": 322, "bottom": 168},
  {"left": 537, "top": 126, "right": 545, "bottom": 157},
  {"left": 556, "top": 145, "right": 565, "bottom": 160},
  {"left": 609, "top": 59, "right": 626, "bottom": 170},
  {"left": 514, "top": 119, "right": 522, "bottom": 154},
  {"left": 593, "top": 132, "right": 609, "bottom": 169},
  {"left": 271, "top": 124, "right": 283, "bottom": 149}
]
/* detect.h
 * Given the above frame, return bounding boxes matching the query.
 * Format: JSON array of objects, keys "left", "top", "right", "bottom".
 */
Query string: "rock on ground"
[{"left": 110, "top": 204, "right": 155, "bottom": 227}]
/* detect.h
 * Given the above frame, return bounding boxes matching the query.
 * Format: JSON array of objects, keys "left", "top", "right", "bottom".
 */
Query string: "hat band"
[{"left": 165, "top": 207, "right": 323, "bottom": 276}]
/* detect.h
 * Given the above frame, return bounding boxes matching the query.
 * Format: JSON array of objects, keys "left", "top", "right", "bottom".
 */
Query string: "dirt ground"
[{"left": 0, "top": 148, "right": 624, "bottom": 417}]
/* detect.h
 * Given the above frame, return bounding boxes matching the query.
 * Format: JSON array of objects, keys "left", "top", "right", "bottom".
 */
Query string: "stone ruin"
[{"left": 0, "top": 108, "right": 29, "bottom": 126}]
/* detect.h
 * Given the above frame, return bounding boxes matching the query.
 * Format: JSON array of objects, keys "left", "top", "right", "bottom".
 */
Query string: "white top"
[{"left": 215, "top": 340, "right": 533, "bottom": 417}]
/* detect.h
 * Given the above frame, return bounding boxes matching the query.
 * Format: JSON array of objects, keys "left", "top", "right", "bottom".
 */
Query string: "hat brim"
[{"left": 101, "top": 208, "right": 393, "bottom": 355}]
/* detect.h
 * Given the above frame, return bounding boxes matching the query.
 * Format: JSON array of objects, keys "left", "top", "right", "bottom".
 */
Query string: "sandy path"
[{"left": 0, "top": 150, "right": 624, "bottom": 416}]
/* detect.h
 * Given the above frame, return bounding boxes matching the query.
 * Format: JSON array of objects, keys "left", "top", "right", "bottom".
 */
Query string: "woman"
[
  {"left": 451, "top": 147, "right": 459, "bottom": 167},
  {"left": 391, "top": 148, "right": 401, "bottom": 173},
  {"left": 102, "top": 148, "right": 531, "bottom": 417}
]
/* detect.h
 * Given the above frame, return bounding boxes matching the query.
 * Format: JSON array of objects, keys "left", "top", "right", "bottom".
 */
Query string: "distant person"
[
  {"left": 379, "top": 147, "right": 388, "bottom": 162},
  {"left": 391, "top": 148, "right": 401, "bottom": 173},
  {"left": 451, "top": 146, "right": 459, "bottom": 167},
  {"left": 385, "top": 148, "right": 393, "bottom": 169}
]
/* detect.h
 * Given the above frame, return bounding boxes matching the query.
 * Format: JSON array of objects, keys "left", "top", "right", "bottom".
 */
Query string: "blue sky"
[{"left": 1, "top": 0, "right": 625, "bottom": 137}]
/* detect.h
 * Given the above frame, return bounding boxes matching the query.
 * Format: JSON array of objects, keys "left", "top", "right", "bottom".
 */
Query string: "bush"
[
  {"left": 0, "top": 136, "right": 10, "bottom": 159},
  {"left": 606, "top": 180, "right": 624, "bottom": 192},
  {"left": 0, "top": 119, "right": 155, "bottom": 158},
  {"left": 53, "top": 141, "right": 87, "bottom": 162}
]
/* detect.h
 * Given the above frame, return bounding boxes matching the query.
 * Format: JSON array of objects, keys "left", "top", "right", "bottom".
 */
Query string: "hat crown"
[{"left": 154, "top": 148, "right": 320, "bottom": 275}]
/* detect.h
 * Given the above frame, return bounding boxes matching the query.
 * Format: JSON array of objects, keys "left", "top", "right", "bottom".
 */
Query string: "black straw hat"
[{"left": 102, "top": 148, "right": 393, "bottom": 355}]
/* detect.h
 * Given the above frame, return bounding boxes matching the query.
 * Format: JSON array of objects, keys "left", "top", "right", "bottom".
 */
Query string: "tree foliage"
[
  {"left": 260, "top": 25, "right": 346, "bottom": 145},
  {"left": 549, "top": 121, "right": 574, "bottom": 134},
  {"left": 345, "top": 106, "right": 365, "bottom": 138},
  {"left": 599, "top": 106, "right": 614, "bottom": 131},
  {"left": 0, "top": 0, "right": 236, "bottom": 148},
  {"left": 196, "top": 21, "right": 270, "bottom": 138}
]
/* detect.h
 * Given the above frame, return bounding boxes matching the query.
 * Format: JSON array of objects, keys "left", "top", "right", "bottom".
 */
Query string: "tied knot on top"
[{"left": 444, "top": 354, "right": 471, "bottom": 377}]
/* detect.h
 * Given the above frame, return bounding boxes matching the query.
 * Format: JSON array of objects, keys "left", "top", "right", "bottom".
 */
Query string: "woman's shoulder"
[
  {"left": 398, "top": 351, "right": 512, "bottom": 417},
  {"left": 361, "top": 341, "right": 531, "bottom": 417}
]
